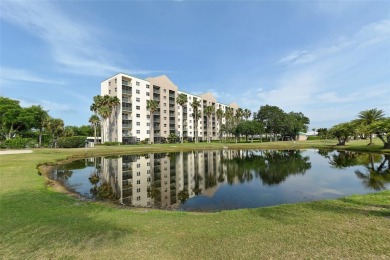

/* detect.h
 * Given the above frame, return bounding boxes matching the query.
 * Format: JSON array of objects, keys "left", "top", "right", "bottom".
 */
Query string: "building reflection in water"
[{"left": 90, "top": 150, "right": 311, "bottom": 209}]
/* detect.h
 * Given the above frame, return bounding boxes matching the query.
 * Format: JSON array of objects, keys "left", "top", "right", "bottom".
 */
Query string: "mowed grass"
[{"left": 1, "top": 139, "right": 389, "bottom": 259}]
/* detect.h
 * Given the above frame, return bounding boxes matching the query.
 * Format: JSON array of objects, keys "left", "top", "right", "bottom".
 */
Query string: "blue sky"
[{"left": 1, "top": 0, "right": 389, "bottom": 130}]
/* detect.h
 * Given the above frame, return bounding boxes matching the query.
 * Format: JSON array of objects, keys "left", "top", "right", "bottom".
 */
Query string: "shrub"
[
  {"left": 57, "top": 136, "right": 87, "bottom": 148},
  {"left": 1, "top": 138, "right": 37, "bottom": 149},
  {"left": 103, "top": 142, "right": 121, "bottom": 146}
]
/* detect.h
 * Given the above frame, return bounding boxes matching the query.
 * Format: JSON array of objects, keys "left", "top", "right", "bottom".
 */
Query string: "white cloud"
[
  {"left": 19, "top": 99, "right": 77, "bottom": 114},
  {"left": 0, "top": 67, "right": 65, "bottom": 85},
  {"left": 0, "top": 0, "right": 159, "bottom": 76},
  {"left": 278, "top": 19, "right": 390, "bottom": 66}
]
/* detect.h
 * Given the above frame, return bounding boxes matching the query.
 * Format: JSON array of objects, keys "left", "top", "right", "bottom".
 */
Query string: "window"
[
  {"left": 115, "top": 87, "right": 117, "bottom": 92},
  {"left": 136, "top": 114, "right": 140, "bottom": 118},
  {"left": 136, "top": 138, "right": 140, "bottom": 142},
  {"left": 147, "top": 115, "right": 150, "bottom": 119},
  {"left": 163, "top": 89, "right": 166, "bottom": 93},
  {"left": 136, "top": 130, "right": 140, "bottom": 134},
  {"left": 109, "top": 90, "right": 111, "bottom": 94},
  {"left": 163, "top": 96, "right": 166, "bottom": 100},
  {"left": 147, "top": 130, "right": 150, "bottom": 134},
  {"left": 137, "top": 196, "right": 141, "bottom": 201},
  {"left": 136, "top": 81, "right": 140, "bottom": 86},
  {"left": 164, "top": 117, "right": 167, "bottom": 120},
  {"left": 147, "top": 162, "right": 150, "bottom": 166},
  {"left": 164, "top": 131, "right": 167, "bottom": 134},
  {"left": 109, "top": 81, "right": 111, "bottom": 86},
  {"left": 137, "top": 172, "right": 140, "bottom": 176},
  {"left": 137, "top": 163, "right": 140, "bottom": 168},
  {"left": 146, "top": 92, "right": 150, "bottom": 96},
  {"left": 136, "top": 90, "right": 140, "bottom": 94},
  {"left": 164, "top": 103, "right": 166, "bottom": 107},
  {"left": 164, "top": 110, "right": 166, "bottom": 114},
  {"left": 136, "top": 106, "right": 140, "bottom": 110},
  {"left": 137, "top": 188, "right": 141, "bottom": 192},
  {"left": 147, "top": 123, "right": 150, "bottom": 126},
  {"left": 137, "top": 180, "right": 141, "bottom": 184},
  {"left": 136, "top": 97, "right": 140, "bottom": 102},
  {"left": 136, "top": 122, "right": 140, "bottom": 126},
  {"left": 115, "top": 78, "right": 117, "bottom": 83},
  {"left": 146, "top": 84, "right": 150, "bottom": 89},
  {"left": 164, "top": 124, "right": 167, "bottom": 127}
]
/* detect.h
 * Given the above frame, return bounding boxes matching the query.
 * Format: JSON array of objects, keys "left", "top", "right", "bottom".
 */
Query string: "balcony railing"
[
  {"left": 122, "top": 90, "right": 132, "bottom": 95},
  {"left": 122, "top": 124, "right": 131, "bottom": 128},
  {"left": 122, "top": 106, "right": 132, "bottom": 112}
]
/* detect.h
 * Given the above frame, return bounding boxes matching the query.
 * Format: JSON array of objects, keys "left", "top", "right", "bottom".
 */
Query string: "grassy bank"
[{"left": 1, "top": 140, "right": 389, "bottom": 259}]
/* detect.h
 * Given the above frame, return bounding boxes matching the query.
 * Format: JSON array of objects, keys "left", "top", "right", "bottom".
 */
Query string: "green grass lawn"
[{"left": 1, "top": 139, "right": 389, "bottom": 259}]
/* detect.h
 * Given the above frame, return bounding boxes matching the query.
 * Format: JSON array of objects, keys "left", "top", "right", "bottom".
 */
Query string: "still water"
[{"left": 51, "top": 149, "right": 390, "bottom": 211}]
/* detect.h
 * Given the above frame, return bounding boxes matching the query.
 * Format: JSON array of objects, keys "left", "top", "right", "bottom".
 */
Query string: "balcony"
[
  {"left": 153, "top": 89, "right": 160, "bottom": 94},
  {"left": 122, "top": 106, "right": 132, "bottom": 112},
  {"left": 122, "top": 90, "right": 132, "bottom": 95},
  {"left": 122, "top": 124, "right": 131, "bottom": 128}
]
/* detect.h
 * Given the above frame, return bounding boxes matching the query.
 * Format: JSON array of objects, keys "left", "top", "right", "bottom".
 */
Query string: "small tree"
[
  {"left": 357, "top": 108, "right": 385, "bottom": 145},
  {"left": 329, "top": 122, "right": 355, "bottom": 146}
]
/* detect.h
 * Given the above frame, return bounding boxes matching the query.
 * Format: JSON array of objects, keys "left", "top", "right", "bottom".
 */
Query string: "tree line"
[{"left": 0, "top": 97, "right": 95, "bottom": 148}]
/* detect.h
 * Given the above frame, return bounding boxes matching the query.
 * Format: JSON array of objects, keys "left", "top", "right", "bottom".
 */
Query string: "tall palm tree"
[
  {"left": 98, "top": 105, "right": 111, "bottom": 142},
  {"left": 46, "top": 117, "right": 64, "bottom": 148},
  {"left": 216, "top": 108, "right": 224, "bottom": 141},
  {"left": 204, "top": 105, "right": 215, "bottom": 143},
  {"left": 225, "top": 107, "right": 234, "bottom": 141},
  {"left": 176, "top": 93, "right": 188, "bottom": 144},
  {"left": 358, "top": 108, "right": 385, "bottom": 145},
  {"left": 147, "top": 99, "right": 159, "bottom": 144},
  {"left": 191, "top": 99, "right": 201, "bottom": 143},
  {"left": 243, "top": 108, "right": 251, "bottom": 121},
  {"left": 234, "top": 108, "right": 243, "bottom": 143},
  {"left": 89, "top": 114, "right": 100, "bottom": 144}
]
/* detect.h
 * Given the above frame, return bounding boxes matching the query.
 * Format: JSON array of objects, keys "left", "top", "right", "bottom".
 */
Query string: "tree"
[
  {"left": 216, "top": 108, "right": 224, "bottom": 141},
  {"left": 236, "top": 120, "right": 264, "bottom": 142},
  {"left": 90, "top": 95, "right": 120, "bottom": 143},
  {"left": 329, "top": 122, "right": 355, "bottom": 146},
  {"left": 191, "top": 99, "right": 201, "bottom": 143},
  {"left": 0, "top": 97, "right": 30, "bottom": 140},
  {"left": 176, "top": 93, "right": 188, "bottom": 144},
  {"left": 369, "top": 117, "right": 390, "bottom": 149},
  {"left": 204, "top": 105, "right": 215, "bottom": 143},
  {"left": 357, "top": 108, "right": 385, "bottom": 145},
  {"left": 283, "top": 112, "right": 310, "bottom": 140},
  {"left": 243, "top": 109, "right": 251, "bottom": 121},
  {"left": 24, "top": 105, "right": 49, "bottom": 147},
  {"left": 224, "top": 107, "right": 234, "bottom": 141},
  {"left": 254, "top": 105, "right": 286, "bottom": 141},
  {"left": 46, "top": 117, "right": 64, "bottom": 148},
  {"left": 147, "top": 99, "right": 159, "bottom": 144},
  {"left": 89, "top": 115, "right": 100, "bottom": 144}
]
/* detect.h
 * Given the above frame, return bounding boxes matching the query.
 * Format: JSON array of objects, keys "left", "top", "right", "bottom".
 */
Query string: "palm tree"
[
  {"left": 46, "top": 117, "right": 64, "bottom": 148},
  {"left": 176, "top": 93, "right": 188, "bottom": 144},
  {"left": 204, "top": 105, "right": 215, "bottom": 143},
  {"left": 358, "top": 108, "right": 385, "bottom": 145},
  {"left": 147, "top": 99, "right": 159, "bottom": 144},
  {"left": 224, "top": 107, "right": 234, "bottom": 141},
  {"left": 216, "top": 108, "right": 224, "bottom": 141},
  {"left": 98, "top": 105, "right": 111, "bottom": 142},
  {"left": 234, "top": 108, "right": 244, "bottom": 143},
  {"left": 191, "top": 99, "right": 201, "bottom": 143},
  {"left": 243, "top": 108, "right": 251, "bottom": 121},
  {"left": 89, "top": 114, "right": 100, "bottom": 144}
]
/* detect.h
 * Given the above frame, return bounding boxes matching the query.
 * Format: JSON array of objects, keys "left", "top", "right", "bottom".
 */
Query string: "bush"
[
  {"left": 103, "top": 142, "right": 121, "bottom": 146},
  {"left": 0, "top": 138, "right": 37, "bottom": 149},
  {"left": 57, "top": 136, "right": 87, "bottom": 148}
]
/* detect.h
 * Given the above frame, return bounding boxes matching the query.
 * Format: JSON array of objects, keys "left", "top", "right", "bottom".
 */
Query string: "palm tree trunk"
[{"left": 369, "top": 133, "right": 373, "bottom": 145}]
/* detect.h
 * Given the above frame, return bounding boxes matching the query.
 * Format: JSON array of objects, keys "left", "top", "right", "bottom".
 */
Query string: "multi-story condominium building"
[{"left": 101, "top": 73, "right": 239, "bottom": 144}]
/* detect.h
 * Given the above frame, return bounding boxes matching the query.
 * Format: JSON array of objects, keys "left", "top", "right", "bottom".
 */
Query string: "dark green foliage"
[
  {"left": 0, "top": 137, "right": 37, "bottom": 149},
  {"left": 57, "top": 136, "right": 87, "bottom": 148},
  {"left": 103, "top": 142, "right": 121, "bottom": 146}
]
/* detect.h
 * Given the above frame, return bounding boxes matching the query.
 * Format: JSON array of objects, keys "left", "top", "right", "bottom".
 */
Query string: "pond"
[{"left": 50, "top": 149, "right": 390, "bottom": 211}]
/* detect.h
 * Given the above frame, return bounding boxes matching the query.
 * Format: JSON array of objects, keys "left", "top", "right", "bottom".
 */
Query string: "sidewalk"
[{"left": 0, "top": 150, "right": 33, "bottom": 155}]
